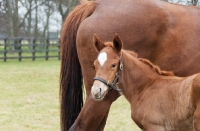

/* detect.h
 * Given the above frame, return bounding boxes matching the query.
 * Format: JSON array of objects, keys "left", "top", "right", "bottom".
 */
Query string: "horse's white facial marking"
[{"left": 98, "top": 52, "right": 107, "bottom": 66}]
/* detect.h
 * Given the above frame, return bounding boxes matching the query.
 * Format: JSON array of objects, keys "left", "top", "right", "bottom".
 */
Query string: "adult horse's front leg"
[
  {"left": 95, "top": 110, "right": 110, "bottom": 131},
  {"left": 69, "top": 88, "right": 119, "bottom": 131}
]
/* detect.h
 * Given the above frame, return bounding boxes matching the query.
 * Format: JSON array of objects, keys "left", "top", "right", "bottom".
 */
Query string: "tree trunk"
[
  {"left": 27, "top": 1, "right": 32, "bottom": 37},
  {"left": 34, "top": 0, "right": 38, "bottom": 38},
  {"left": 42, "top": 1, "right": 51, "bottom": 38},
  {"left": 13, "top": 0, "right": 19, "bottom": 37},
  {"left": 192, "top": 0, "right": 199, "bottom": 6},
  {"left": 6, "top": 0, "right": 13, "bottom": 37},
  {"left": 57, "top": 0, "right": 79, "bottom": 23}
]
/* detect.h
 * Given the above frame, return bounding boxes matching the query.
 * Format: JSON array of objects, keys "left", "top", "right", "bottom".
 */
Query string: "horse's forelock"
[
  {"left": 104, "top": 42, "right": 114, "bottom": 47},
  {"left": 103, "top": 42, "right": 122, "bottom": 55}
]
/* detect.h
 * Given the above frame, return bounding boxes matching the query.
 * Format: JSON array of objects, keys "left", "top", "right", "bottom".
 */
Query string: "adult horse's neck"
[{"left": 118, "top": 50, "right": 161, "bottom": 102}]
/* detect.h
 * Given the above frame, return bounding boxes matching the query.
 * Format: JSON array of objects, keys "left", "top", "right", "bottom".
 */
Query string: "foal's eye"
[{"left": 111, "top": 64, "right": 117, "bottom": 68}]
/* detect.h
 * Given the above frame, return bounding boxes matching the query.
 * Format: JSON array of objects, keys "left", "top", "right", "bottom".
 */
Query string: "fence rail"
[{"left": 0, "top": 37, "right": 60, "bottom": 62}]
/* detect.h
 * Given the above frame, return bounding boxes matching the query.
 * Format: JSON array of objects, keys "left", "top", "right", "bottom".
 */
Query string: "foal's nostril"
[
  {"left": 99, "top": 88, "right": 102, "bottom": 92},
  {"left": 94, "top": 93, "right": 100, "bottom": 99}
]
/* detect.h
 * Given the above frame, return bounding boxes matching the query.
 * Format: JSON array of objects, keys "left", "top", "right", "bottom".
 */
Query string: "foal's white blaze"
[
  {"left": 98, "top": 52, "right": 107, "bottom": 66},
  {"left": 91, "top": 82, "right": 109, "bottom": 100}
]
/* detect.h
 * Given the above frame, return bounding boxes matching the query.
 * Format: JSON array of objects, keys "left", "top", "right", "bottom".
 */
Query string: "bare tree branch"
[{"left": 18, "top": 1, "right": 46, "bottom": 29}]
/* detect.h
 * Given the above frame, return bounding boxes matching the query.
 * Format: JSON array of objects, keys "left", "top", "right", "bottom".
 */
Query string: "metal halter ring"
[{"left": 120, "top": 63, "right": 123, "bottom": 70}]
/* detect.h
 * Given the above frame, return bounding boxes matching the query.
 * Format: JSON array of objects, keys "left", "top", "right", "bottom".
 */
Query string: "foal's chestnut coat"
[{"left": 92, "top": 34, "right": 200, "bottom": 131}]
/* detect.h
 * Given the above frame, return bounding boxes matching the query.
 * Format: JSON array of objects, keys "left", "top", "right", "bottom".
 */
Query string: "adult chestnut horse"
[
  {"left": 60, "top": 0, "right": 200, "bottom": 130},
  {"left": 92, "top": 34, "right": 200, "bottom": 131}
]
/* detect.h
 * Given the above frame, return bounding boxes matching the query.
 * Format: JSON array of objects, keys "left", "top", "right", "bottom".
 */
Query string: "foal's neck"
[{"left": 119, "top": 50, "right": 160, "bottom": 102}]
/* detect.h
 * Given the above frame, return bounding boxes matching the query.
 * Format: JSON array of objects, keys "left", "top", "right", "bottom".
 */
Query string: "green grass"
[
  {"left": 0, "top": 59, "right": 141, "bottom": 131},
  {"left": 0, "top": 59, "right": 60, "bottom": 131}
]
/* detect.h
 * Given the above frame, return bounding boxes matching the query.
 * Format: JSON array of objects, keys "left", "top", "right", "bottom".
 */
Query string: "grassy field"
[{"left": 0, "top": 59, "right": 141, "bottom": 131}]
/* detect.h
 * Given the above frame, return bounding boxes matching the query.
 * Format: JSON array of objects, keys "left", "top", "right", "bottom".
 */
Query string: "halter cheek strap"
[{"left": 93, "top": 55, "right": 123, "bottom": 93}]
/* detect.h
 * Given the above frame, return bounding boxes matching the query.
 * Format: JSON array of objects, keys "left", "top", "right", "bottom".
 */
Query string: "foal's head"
[{"left": 91, "top": 34, "right": 123, "bottom": 101}]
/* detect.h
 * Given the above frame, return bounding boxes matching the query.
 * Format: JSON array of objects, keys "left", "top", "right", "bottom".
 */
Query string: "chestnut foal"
[{"left": 91, "top": 34, "right": 200, "bottom": 131}]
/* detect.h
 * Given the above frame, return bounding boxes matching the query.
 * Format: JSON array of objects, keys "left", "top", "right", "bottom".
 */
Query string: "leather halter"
[{"left": 93, "top": 55, "right": 123, "bottom": 93}]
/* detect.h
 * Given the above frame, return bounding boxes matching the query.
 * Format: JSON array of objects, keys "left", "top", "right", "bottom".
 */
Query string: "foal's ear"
[
  {"left": 113, "top": 33, "right": 122, "bottom": 52},
  {"left": 93, "top": 34, "right": 105, "bottom": 52}
]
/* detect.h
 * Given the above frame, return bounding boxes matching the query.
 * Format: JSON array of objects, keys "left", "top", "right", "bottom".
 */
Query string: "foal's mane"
[{"left": 124, "top": 50, "right": 174, "bottom": 76}]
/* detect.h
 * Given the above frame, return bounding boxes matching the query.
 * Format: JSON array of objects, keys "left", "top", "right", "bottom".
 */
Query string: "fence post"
[
  {"left": 32, "top": 39, "right": 36, "bottom": 61},
  {"left": 2, "top": 37, "right": 60, "bottom": 61},
  {"left": 4, "top": 38, "right": 7, "bottom": 62},
  {"left": 58, "top": 38, "right": 60, "bottom": 60},
  {"left": 46, "top": 38, "right": 49, "bottom": 60},
  {"left": 18, "top": 38, "right": 22, "bottom": 61}
]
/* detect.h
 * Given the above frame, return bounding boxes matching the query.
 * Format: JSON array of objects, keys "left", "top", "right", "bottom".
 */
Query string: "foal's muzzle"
[{"left": 91, "top": 81, "right": 109, "bottom": 101}]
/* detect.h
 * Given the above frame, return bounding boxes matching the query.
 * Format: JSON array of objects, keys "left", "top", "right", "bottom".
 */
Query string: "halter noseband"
[{"left": 93, "top": 55, "right": 123, "bottom": 93}]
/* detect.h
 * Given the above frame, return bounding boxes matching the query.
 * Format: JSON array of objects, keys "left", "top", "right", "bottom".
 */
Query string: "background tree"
[
  {"left": 0, "top": 0, "right": 46, "bottom": 37},
  {"left": 192, "top": 0, "right": 199, "bottom": 6},
  {"left": 162, "top": 0, "right": 199, "bottom": 6},
  {"left": 41, "top": 0, "right": 56, "bottom": 38},
  {"left": 55, "top": 0, "right": 79, "bottom": 23},
  {"left": 1, "top": 0, "right": 198, "bottom": 38}
]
